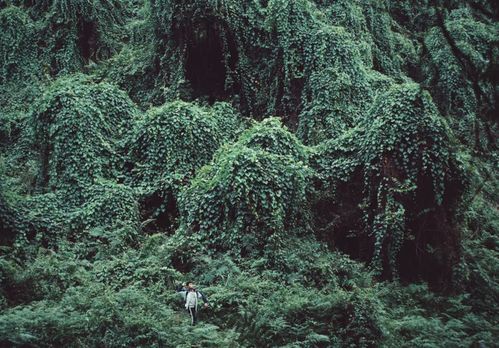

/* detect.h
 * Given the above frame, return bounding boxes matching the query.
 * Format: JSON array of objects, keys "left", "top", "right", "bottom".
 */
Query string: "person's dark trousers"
[{"left": 188, "top": 307, "right": 197, "bottom": 325}]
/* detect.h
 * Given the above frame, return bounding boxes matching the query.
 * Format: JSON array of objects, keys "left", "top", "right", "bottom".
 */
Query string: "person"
[{"left": 176, "top": 281, "right": 209, "bottom": 325}]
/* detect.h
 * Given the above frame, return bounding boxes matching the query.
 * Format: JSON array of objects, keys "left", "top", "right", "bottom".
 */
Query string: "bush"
[
  {"left": 188, "top": 264, "right": 384, "bottom": 347},
  {"left": 379, "top": 282, "right": 498, "bottom": 347},
  {"left": 0, "top": 284, "right": 240, "bottom": 347}
]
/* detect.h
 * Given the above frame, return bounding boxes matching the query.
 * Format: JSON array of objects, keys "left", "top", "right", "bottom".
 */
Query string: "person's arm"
[{"left": 197, "top": 290, "right": 209, "bottom": 307}]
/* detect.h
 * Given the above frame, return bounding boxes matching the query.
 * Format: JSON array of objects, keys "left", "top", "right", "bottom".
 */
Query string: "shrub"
[{"left": 0, "top": 284, "right": 240, "bottom": 347}]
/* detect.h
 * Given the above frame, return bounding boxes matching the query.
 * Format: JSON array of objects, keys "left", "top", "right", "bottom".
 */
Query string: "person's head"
[{"left": 186, "top": 281, "right": 196, "bottom": 290}]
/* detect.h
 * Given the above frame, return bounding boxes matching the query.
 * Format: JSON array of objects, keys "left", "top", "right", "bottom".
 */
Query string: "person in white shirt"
[{"left": 176, "top": 281, "right": 209, "bottom": 325}]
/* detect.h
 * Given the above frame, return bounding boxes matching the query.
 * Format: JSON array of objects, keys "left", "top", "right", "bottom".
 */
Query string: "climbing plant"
[
  {"left": 179, "top": 118, "right": 312, "bottom": 256},
  {"left": 125, "top": 100, "right": 240, "bottom": 230},
  {"left": 297, "top": 66, "right": 372, "bottom": 144},
  {"left": 32, "top": 74, "right": 137, "bottom": 192},
  {"left": 237, "top": 117, "right": 307, "bottom": 160},
  {"left": 419, "top": 4, "right": 498, "bottom": 151},
  {"left": 0, "top": 5, "right": 43, "bottom": 120},
  {"left": 0, "top": 174, "right": 19, "bottom": 246},
  {"left": 115, "top": 0, "right": 377, "bottom": 133},
  {"left": 265, "top": 0, "right": 373, "bottom": 136},
  {"left": 0, "top": 6, "right": 37, "bottom": 84},
  {"left": 359, "top": 83, "right": 464, "bottom": 278},
  {"left": 146, "top": 0, "right": 257, "bottom": 104},
  {"left": 67, "top": 180, "right": 140, "bottom": 256},
  {"left": 29, "top": 0, "right": 126, "bottom": 74},
  {"left": 5, "top": 179, "right": 140, "bottom": 262},
  {"left": 0, "top": 0, "right": 497, "bottom": 346}
]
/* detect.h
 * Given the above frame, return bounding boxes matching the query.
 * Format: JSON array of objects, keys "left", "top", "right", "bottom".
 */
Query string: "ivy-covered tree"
[
  {"left": 0, "top": 6, "right": 37, "bottom": 84},
  {"left": 125, "top": 100, "right": 240, "bottom": 231},
  {"left": 359, "top": 83, "right": 465, "bottom": 281},
  {"left": 179, "top": 118, "right": 311, "bottom": 256},
  {"left": 0, "top": 0, "right": 497, "bottom": 346},
  {"left": 32, "top": 74, "right": 137, "bottom": 193}
]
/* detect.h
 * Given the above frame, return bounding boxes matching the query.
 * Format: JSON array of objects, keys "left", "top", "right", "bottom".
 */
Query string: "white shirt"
[{"left": 185, "top": 290, "right": 198, "bottom": 309}]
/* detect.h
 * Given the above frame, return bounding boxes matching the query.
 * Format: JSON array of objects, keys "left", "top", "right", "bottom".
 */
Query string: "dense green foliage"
[
  {"left": 0, "top": 0, "right": 497, "bottom": 346},
  {"left": 32, "top": 74, "right": 137, "bottom": 192},
  {"left": 180, "top": 118, "right": 311, "bottom": 256},
  {"left": 125, "top": 100, "right": 240, "bottom": 231},
  {"left": 359, "top": 83, "right": 463, "bottom": 279}
]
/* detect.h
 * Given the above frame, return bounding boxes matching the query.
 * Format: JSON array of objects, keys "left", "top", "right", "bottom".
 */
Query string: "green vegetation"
[
  {"left": 125, "top": 100, "right": 240, "bottom": 232},
  {"left": 180, "top": 118, "right": 311, "bottom": 256},
  {"left": 32, "top": 74, "right": 137, "bottom": 192},
  {"left": 0, "top": 0, "right": 497, "bottom": 346}
]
